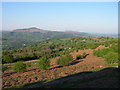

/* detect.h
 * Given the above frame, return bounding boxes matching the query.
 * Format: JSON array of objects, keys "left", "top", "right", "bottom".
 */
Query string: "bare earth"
[{"left": 2, "top": 45, "right": 113, "bottom": 88}]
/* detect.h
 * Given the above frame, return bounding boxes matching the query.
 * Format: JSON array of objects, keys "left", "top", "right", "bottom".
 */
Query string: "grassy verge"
[{"left": 106, "top": 63, "right": 118, "bottom": 67}]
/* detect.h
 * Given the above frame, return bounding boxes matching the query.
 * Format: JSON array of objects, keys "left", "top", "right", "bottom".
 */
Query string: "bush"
[
  {"left": 38, "top": 57, "right": 50, "bottom": 70},
  {"left": 57, "top": 54, "right": 73, "bottom": 66},
  {"left": 3, "top": 55, "right": 14, "bottom": 63},
  {"left": 104, "top": 52, "right": 118, "bottom": 63},
  {"left": 76, "top": 52, "right": 87, "bottom": 60},
  {"left": 93, "top": 48, "right": 110, "bottom": 58},
  {"left": 66, "top": 54, "right": 73, "bottom": 60},
  {"left": 93, "top": 49, "right": 102, "bottom": 57},
  {"left": 2, "top": 65, "right": 8, "bottom": 72},
  {"left": 93, "top": 47, "right": 118, "bottom": 64},
  {"left": 13, "top": 61, "right": 26, "bottom": 72},
  {"left": 26, "top": 63, "right": 32, "bottom": 68},
  {"left": 76, "top": 49, "right": 79, "bottom": 52},
  {"left": 82, "top": 52, "right": 87, "bottom": 58},
  {"left": 76, "top": 54, "right": 83, "bottom": 60}
]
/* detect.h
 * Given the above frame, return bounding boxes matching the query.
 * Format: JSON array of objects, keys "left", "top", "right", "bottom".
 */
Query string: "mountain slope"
[
  {"left": 12, "top": 27, "right": 48, "bottom": 33},
  {"left": 2, "top": 27, "right": 89, "bottom": 50}
]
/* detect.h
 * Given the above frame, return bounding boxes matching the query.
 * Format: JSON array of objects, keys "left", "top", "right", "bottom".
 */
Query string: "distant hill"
[
  {"left": 12, "top": 27, "right": 48, "bottom": 33},
  {"left": 2, "top": 27, "right": 118, "bottom": 50},
  {"left": 2, "top": 27, "right": 89, "bottom": 50}
]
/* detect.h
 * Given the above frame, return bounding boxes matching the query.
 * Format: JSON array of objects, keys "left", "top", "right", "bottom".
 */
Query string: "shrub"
[
  {"left": 13, "top": 61, "right": 26, "bottom": 72},
  {"left": 66, "top": 54, "right": 73, "bottom": 60},
  {"left": 93, "top": 47, "right": 118, "bottom": 64},
  {"left": 76, "top": 55, "right": 83, "bottom": 60},
  {"left": 3, "top": 55, "right": 14, "bottom": 63},
  {"left": 38, "top": 57, "right": 50, "bottom": 70},
  {"left": 82, "top": 52, "right": 87, "bottom": 58},
  {"left": 109, "top": 44, "right": 118, "bottom": 53},
  {"left": 104, "top": 52, "right": 118, "bottom": 63},
  {"left": 93, "top": 48, "right": 109, "bottom": 58},
  {"left": 76, "top": 49, "right": 79, "bottom": 52},
  {"left": 2, "top": 65, "right": 8, "bottom": 72},
  {"left": 93, "top": 49, "right": 102, "bottom": 57},
  {"left": 57, "top": 54, "right": 73, "bottom": 66},
  {"left": 26, "top": 63, "right": 32, "bottom": 68}
]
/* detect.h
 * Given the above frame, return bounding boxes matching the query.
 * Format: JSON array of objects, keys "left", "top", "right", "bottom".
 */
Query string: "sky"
[{"left": 1, "top": 2, "right": 118, "bottom": 34}]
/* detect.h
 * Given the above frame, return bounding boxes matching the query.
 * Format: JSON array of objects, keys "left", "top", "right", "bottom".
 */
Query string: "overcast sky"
[{"left": 1, "top": 2, "right": 118, "bottom": 34}]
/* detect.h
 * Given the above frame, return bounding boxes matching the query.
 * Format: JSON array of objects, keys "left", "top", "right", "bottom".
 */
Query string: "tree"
[
  {"left": 76, "top": 54, "right": 83, "bottom": 60},
  {"left": 3, "top": 55, "right": 14, "bottom": 63},
  {"left": 13, "top": 61, "right": 26, "bottom": 72},
  {"left": 66, "top": 54, "right": 73, "bottom": 60},
  {"left": 38, "top": 56, "right": 50, "bottom": 70},
  {"left": 57, "top": 54, "right": 73, "bottom": 66},
  {"left": 76, "top": 49, "right": 79, "bottom": 52}
]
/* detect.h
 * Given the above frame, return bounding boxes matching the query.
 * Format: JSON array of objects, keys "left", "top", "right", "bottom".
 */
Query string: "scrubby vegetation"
[
  {"left": 38, "top": 57, "right": 50, "bottom": 70},
  {"left": 76, "top": 55, "right": 83, "bottom": 60},
  {"left": 76, "top": 52, "right": 87, "bottom": 60},
  {"left": 93, "top": 44, "right": 118, "bottom": 64},
  {"left": 2, "top": 37, "right": 118, "bottom": 64},
  {"left": 2, "top": 36, "right": 119, "bottom": 89},
  {"left": 2, "top": 30, "right": 88, "bottom": 50},
  {"left": 56, "top": 54, "right": 73, "bottom": 66},
  {"left": 2, "top": 65, "right": 8, "bottom": 73},
  {"left": 12, "top": 61, "right": 26, "bottom": 72},
  {"left": 2, "top": 55, "right": 14, "bottom": 63}
]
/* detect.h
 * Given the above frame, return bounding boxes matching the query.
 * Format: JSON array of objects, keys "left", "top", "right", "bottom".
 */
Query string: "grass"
[
  {"left": 90, "top": 63, "right": 118, "bottom": 72},
  {"left": 106, "top": 63, "right": 118, "bottom": 67},
  {"left": 90, "top": 67, "right": 105, "bottom": 72}
]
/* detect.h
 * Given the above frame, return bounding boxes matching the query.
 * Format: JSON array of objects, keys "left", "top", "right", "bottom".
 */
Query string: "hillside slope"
[{"left": 2, "top": 27, "right": 88, "bottom": 50}]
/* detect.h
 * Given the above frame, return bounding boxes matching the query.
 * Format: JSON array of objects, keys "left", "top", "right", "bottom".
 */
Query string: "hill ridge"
[{"left": 12, "top": 27, "right": 48, "bottom": 33}]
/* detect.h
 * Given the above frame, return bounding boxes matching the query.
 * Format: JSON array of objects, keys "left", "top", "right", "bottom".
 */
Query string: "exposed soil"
[
  {"left": 2, "top": 45, "right": 110, "bottom": 88},
  {"left": 39, "top": 68, "right": 119, "bottom": 88},
  {"left": 92, "top": 37, "right": 99, "bottom": 40}
]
